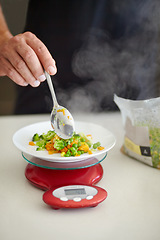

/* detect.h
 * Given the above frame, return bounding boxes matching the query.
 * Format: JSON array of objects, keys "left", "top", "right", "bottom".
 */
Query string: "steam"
[{"left": 55, "top": 0, "right": 160, "bottom": 113}]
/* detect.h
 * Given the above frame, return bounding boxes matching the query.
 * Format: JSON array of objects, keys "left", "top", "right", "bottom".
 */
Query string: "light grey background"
[{"left": 0, "top": 0, "right": 29, "bottom": 115}]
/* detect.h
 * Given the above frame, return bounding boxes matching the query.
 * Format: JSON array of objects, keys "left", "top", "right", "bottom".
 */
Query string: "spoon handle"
[{"left": 45, "top": 71, "right": 58, "bottom": 107}]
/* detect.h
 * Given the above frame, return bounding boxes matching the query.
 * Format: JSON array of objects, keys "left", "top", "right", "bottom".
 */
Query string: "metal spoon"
[{"left": 45, "top": 71, "right": 75, "bottom": 139}]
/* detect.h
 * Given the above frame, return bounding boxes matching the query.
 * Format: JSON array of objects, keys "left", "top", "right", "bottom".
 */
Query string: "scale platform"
[{"left": 23, "top": 152, "right": 107, "bottom": 190}]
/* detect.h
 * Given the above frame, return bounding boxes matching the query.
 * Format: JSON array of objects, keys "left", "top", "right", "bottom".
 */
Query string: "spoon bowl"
[{"left": 45, "top": 71, "right": 75, "bottom": 139}]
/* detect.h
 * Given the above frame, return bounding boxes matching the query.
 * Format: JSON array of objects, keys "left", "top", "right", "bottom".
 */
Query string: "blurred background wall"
[{"left": 0, "top": 0, "right": 29, "bottom": 115}]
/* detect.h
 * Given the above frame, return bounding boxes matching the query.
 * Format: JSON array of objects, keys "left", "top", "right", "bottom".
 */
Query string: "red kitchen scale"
[
  {"left": 23, "top": 152, "right": 108, "bottom": 209},
  {"left": 13, "top": 121, "right": 116, "bottom": 209}
]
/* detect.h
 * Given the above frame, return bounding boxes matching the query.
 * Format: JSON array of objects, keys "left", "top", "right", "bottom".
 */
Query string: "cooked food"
[{"left": 29, "top": 130, "right": 104, "bottom": 157}]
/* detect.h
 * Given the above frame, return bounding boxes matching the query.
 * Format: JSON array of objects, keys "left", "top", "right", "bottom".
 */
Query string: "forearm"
[{"left": 0, "top": 4, "right": 13, "bottom": 44}]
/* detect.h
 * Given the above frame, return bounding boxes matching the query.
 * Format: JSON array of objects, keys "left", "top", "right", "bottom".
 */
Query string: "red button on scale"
[{"left": 43, "top": 185, "right": 107, "bottom": 209}]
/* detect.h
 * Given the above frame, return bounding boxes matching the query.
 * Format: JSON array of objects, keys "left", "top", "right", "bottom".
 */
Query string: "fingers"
[
  {"left": 24, "top": 32, "right": 57, "bottom": 75},
  {"left": 12, "top": 40, "right": 46, "bottom": 86},
  {"left": 6, "top": 49, "right": 40, "bottom": 87},
  {"left": 0, "top": 57, "right": 29, "bottom": 86},
  {"left": 0, "top": 32, "right": 57, "bottom": 87}
]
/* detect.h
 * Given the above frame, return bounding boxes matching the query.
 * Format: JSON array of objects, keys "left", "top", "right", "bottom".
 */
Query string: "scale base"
[{"left": 25, "top": 163, "right": 103, "bottom": 190}]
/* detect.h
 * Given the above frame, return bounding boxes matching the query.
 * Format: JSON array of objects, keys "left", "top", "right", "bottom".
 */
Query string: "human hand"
[{"left": 0, "top": 31, "right": 57, "bottom": 87}]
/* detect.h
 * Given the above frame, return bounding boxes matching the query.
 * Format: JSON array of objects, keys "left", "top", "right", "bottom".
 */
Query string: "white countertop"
[{"left": 1, "top": 112, "right": 160, "bottom": 240}]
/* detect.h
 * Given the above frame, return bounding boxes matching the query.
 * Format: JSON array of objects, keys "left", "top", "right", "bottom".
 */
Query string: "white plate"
[{"left": 13, "top": 121, "right": 116, "bottom": 162}]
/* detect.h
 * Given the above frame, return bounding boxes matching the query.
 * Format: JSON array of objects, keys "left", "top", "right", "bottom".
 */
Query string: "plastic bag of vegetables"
[{"left": 114, "top": 94, "right": 160, "bottom": 169}]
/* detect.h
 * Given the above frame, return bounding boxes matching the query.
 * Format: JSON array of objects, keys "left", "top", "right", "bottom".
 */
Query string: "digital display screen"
[{"left": 65, "top": 188, "right": 86, "bottom": 195}]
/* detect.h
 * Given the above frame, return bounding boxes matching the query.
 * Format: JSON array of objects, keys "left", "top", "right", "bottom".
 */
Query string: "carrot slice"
[
  {"left": 97, "top": 146, "right": 104, "bottom": 150},
  {"left": 29, "top": 141, "right": 35, "bottom": 146}
]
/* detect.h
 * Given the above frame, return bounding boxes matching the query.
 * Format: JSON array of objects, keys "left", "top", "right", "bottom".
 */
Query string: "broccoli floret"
[
  {"left": 36, "top": 139, "right": 46, "bottom": 148},
  {"left": 54, "top": 139, "right": 65, "bottom": 150},
  {"left": 42, "top": 130, "right": 56, "bottom": 141},
  {"left": 36, "top": 146, "right": 45, "bottom": 151},
  {"left": 32, "top": 133, "right": 40, "bottom": 142}
]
